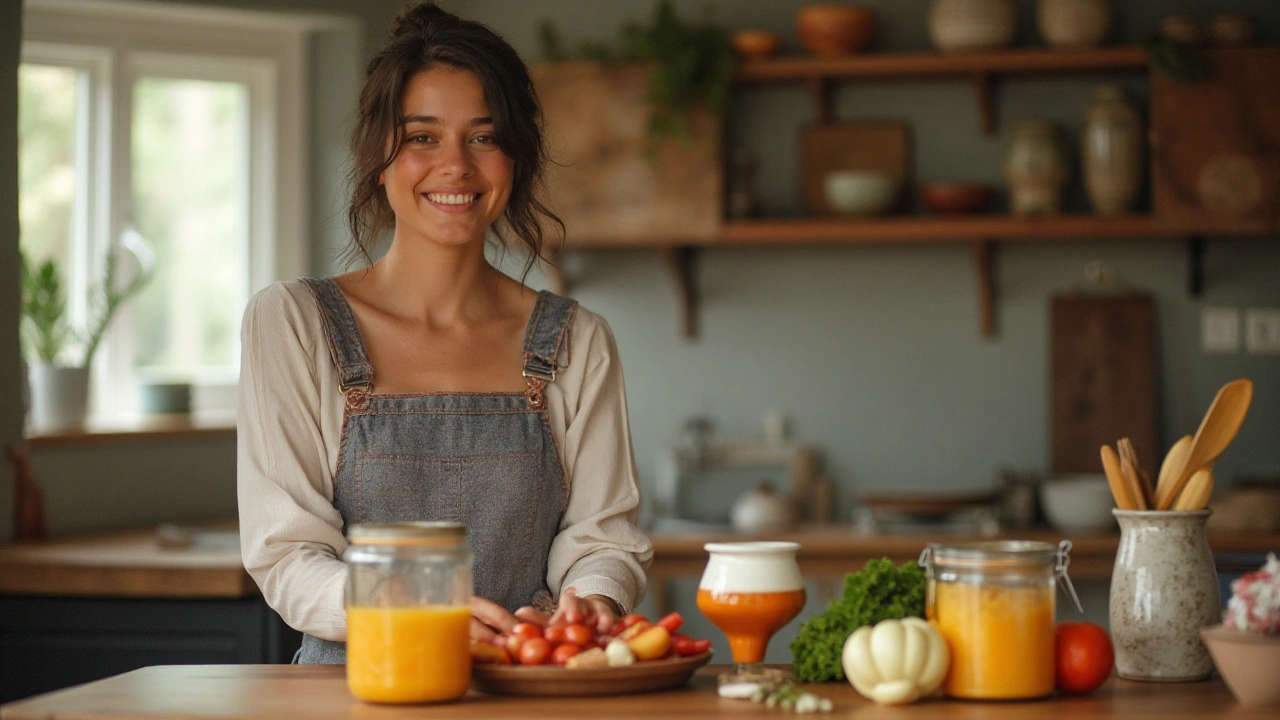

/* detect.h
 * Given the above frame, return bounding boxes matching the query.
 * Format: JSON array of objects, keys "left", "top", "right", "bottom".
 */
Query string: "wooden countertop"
[
  {"left": 1, "top": 664, "right": 1269, "bottom": 719},
  {"left": 0, "top": 526, "right": 255, "bottom": 599}
]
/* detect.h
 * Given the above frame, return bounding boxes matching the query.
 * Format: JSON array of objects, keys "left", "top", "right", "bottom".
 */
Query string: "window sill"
[{"left": 23, "top": 411, "right": 236, "bottom": 449}]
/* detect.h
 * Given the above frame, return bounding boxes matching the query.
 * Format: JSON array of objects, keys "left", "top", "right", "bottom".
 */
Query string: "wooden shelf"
[
  {"left": 734, "top": 46, "right": 1149, "bottom": 83},
  {"left": 719, "top": 213, "right": 1163, "bottom": 244},
  {"left": 23, "top": 412, "right": 236, "bottom": 450}
]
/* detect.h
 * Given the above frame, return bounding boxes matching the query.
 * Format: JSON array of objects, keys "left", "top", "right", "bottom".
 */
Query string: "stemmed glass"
[{"left": 696, "top": 541, "right": 806, "bottom": 682}]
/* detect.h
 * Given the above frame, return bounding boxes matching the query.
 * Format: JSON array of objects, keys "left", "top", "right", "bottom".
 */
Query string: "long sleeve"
[
  {"left": 237, "top": 282, "right": 349, "bottom": 641},
  {"left": 545, "top": 309, "right": 654, "bottom": 613}
]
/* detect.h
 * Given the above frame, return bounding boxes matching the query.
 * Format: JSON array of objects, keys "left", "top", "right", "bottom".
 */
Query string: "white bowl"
[
  {"left": 1040, "top": 474, "right": 1117, "bottom": 533},
  {"left": 823, "top": 170, "right": 898, "bottom": 215}
]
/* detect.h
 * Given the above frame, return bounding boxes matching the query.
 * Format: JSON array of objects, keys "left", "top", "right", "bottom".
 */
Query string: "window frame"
[{"left": 20, "top": 0, "right": 336, "bottom": 417}]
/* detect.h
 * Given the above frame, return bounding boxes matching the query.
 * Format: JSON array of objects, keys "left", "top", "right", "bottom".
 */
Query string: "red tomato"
[
  {"left": 1055, "top": 622, "right": 1115, "bottom": 695},
  {"left": 551, "top": 642, "right": 582, "bottom": 666},
  {"left": 511, "top": 622, "right": 544, "bottom": 641},
  {"left": 671, "top": 635, "right": 712, "bottom": 657},
  {"left": 655, "top": 611, "right": 684, "bottom": 634},
  {"left": 543, "top": 625, "right": 568, "bottom": 645},
  {"left": 519, "top": 637, "right": 552, "bottom": 666},
  {"left": 617, "top": 613, "right": 647, "bottom": 630},
  {"left": 564, "top": 623, "right": 595, "bottom": 646}
]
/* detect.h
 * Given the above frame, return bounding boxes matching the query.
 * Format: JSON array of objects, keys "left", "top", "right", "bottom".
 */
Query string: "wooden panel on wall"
[
  {"left": 1051, "top": 293, "right": 1159, "bottom": 476},
  {"left": 1151, "top": 47, "right": 1280, "bottom": 231},
  {"left": 530, "top": 62, "right": 722, "bottom": 246}
]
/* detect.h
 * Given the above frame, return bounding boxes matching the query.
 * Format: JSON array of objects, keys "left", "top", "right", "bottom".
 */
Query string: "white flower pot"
[{"left": 28, "top": 363, "right": 90, "bottom": 432}]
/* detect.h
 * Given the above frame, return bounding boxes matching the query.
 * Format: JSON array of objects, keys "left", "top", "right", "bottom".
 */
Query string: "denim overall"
[{"left": 296, "top": 276, "right": 574, "bottom": 664}]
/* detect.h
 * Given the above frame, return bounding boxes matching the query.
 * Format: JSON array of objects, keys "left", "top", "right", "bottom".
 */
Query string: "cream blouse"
[{"left": 236, "top": 279, "right": 653, "bottom": 642}]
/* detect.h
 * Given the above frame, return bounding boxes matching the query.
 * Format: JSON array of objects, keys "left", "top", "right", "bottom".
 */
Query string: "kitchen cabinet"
[
  {"left": 0, "top": 527, "right": 301, "bottom": 703},
  {"left": 549, "top": 46, "right": 1279, "bottom": 338},
  {"left": 2, "top": 663, "right": 1275, "bottom": 720}
]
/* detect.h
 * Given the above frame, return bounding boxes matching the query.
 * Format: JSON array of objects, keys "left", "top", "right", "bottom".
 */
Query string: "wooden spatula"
[
  {"left": 1173, "top": 467, "right": 1214, "bottom": 511},
  {"left": 1101, "top": 444, "right": 1137, "bottom": 510},
  {"left": 1118, "top": 438, "right": 1154, "bottom": 509},
  {"left": 1155, "top": 435, "right": 1192, "bottom": 509},
  {"left": 1156, "top": 379, "right": 1254, "bottom": 510}
]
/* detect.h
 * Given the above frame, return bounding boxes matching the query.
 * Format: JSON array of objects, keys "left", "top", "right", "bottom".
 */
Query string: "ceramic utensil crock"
[{"left": 1110, "top": 509, "right": 1220, "bottom": 681}]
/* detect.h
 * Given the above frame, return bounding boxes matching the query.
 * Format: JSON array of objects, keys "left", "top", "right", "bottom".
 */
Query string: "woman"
[{"left": 237, "top": 2, "right": 652, "bottom": 664}]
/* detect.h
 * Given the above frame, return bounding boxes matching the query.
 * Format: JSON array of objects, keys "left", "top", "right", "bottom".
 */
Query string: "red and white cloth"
[{"left": 1224, "top": 552, "right": 1280, "bottom": 635}]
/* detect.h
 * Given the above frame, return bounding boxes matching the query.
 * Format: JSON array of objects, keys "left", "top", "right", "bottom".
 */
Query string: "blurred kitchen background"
[{"left": 3, "top": 0, "right": 1280, "bottom": 685}]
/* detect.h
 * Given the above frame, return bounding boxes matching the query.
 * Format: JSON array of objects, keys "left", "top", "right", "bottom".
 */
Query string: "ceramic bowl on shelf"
[
  {"left": 919, "top": 181, "right": 994, "bottom": 214},
  {"left": 797, "top": 4, "right": 878, "bottom": 57},
  {"left": 1200, "top": 624, "right": 1280, "bottom": 707},
  {"left": 1039, "top": 474, "right": 1117, "bottom": 533},
  {"left": 824, "top": 170, "right": 898, "bottom": 216},
  {"left": 733, "top": 30, "right": 782, "bottom": 62}
]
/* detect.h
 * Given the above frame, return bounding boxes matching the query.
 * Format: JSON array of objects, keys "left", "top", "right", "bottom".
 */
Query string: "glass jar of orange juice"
[
  {"left": 919, "top": 540, "right": 1081, "bottom": 700},
  {"left": 344, "top": 522, "right": 472, "bottom": 704}
]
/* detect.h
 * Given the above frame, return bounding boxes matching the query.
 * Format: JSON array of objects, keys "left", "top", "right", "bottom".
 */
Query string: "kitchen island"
[{"left": 1, "top": 664, "right": 1271, "bottom": 719}]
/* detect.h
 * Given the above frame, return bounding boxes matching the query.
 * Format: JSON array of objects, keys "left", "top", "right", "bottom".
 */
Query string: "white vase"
[
  {"left": 1037, "top": 0, "right": 1112, "bottom": 48},
  {"left": 928, "top": 0, "right": 1018, "bottom": 53},
  {"left": 1082, "top": 84, "right": 1143, "bottom": 216},
  {"left": 28, "top": 363, "right": 90, "bottom": 432}
]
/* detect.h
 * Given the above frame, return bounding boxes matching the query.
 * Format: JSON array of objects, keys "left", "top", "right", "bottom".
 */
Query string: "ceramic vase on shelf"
[
  {"left": 1109, "top": 510, "right": 1220, "bottom": 682},
  {"left": 1082, "top": 84, "right": 1143, "bottom": 216},
  {"left": 1004, "top": 121, "right": 1070, "bottom": 216},
  {"left": 927, "top": 0, "right": 1018, "bottom": 53},
  {"left": 1037, "top": 0, "right": 1112, "bottom": 48}
]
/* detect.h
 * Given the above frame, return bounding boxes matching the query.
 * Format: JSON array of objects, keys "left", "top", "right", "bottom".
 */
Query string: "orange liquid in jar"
[
  {"left": 346, "top": 605, "right": 471, "bottom": 703},
  {"left": 696, "top": 588, "right": 806, "bottom": 664},
  {"left": 929, "top": 580, "right": 1054, "bottom": 699}
]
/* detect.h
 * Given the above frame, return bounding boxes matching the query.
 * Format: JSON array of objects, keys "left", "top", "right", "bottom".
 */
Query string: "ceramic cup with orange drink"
[
  {"left": 697, "top": 541, "right": 807, "bottom": 681},
  {"left": 344, "top": 522, "right": 473, "bottom": 704}
]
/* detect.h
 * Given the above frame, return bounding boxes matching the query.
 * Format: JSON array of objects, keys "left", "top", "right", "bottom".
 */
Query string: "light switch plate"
[
  {"left": 1245, "top": 308, "right": 1280, "bottom": 354},
  {"left": 1201, "top": 307, "right": 1240, "bottom": 353}
]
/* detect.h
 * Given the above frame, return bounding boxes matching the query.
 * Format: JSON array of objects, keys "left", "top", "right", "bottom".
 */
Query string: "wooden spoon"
[
  {"left": 1156, "top": 379, "right": 1254, "bottom": 510},
  {"left": 1155, "top": 435, "right": 1192, "bottom": 509},
  {"left": 1118, "top": 437, "right": 1154, "bottom": 509},
  {"left": 1101, "top": 444, "right": 1137, "bottom": 510},
  {"left": 1172, "top": 467, "right": 1214, "bottom": 511},
  {"left": 1119, "top": 454, "right": 1148, "bottom": 510}
]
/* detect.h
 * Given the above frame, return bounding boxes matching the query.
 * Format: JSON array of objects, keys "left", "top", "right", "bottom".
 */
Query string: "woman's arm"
[
  {"left": 237, "top": 282, "right": 349, "bottom": 641},
  {"left": 546, "top": 309, "right": 654, "bottom": 628}
]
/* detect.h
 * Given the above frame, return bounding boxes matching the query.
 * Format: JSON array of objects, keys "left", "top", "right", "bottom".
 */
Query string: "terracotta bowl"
[
  {"left": 733, "top": 30, "right": 782, "bottom": 62},
  {"left": 919, "top": 182, "right": 994, "bottom": 214},
  {"left": 797, "top": 4, "right": 878, "bottom": 57},
  {"left": 1200, "top": 624, "right": 1280, "bottom": 706}
]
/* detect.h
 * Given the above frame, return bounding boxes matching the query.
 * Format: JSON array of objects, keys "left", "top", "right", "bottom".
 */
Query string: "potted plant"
[{"left": 21, "top": 236, "right": 153, "bottom": 431}]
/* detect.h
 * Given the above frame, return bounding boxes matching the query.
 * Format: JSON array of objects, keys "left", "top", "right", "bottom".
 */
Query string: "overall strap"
[
  {"left": 521, "top": 290, "right": 578, "bottom": 409},
  {"left": 299, "top": 276, "right": 374, "bottom": 392}
]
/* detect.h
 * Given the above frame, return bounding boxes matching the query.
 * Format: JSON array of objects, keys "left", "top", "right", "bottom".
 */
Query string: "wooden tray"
[
  {"left": 800, "top": 121, "right": 911, "bottom": 215},
  {"left": 471, "top": 651, "right": 713, "bottom": 696}
]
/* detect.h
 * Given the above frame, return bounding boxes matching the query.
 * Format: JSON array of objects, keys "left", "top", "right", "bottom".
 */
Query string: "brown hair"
[{"left": 345, "top": 2, "right": 561, "bottom": 277}]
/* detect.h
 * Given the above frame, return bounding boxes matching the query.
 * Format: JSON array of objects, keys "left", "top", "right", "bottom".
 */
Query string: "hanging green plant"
[
  {"left": 539, "top": 1, "right": 736, "bottom": 146},
  {"left": 1143, "top": 34, "right": 1209, "bottom": 85}
]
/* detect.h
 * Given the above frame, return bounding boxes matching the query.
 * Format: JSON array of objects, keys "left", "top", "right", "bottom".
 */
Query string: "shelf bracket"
[
  {"left": 659, "top": 246, "right": 699, "bottom": 339},
  {"left": 973, "top": 240, "right": 997, "bottom": 338},
  {"left": 807, "top": 77, "right": 834, "bottom": 125},
  {"left": 1187, "top": 235, "right": 1206, "bottom": 297},
  {"left": 973, "top": 71, "right": 995, "bottom": 136}
]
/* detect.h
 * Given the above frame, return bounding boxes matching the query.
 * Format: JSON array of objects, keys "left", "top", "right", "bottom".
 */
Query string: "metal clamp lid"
[{"left": 1056, "top": 539, "right": 1084, "bottom": 615}]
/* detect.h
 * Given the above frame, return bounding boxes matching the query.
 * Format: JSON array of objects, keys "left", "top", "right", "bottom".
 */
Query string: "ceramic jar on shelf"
[
  {"left": 928, "top": 0, "right": 1017, "bottom": 53},
  {"left": 1081, "top": 84, "right": 1143, "bottom": 216},
  {"left": 1004, "top": 121, "right": 1070, "bottom": 216},
  {"left": 1037, "top": 0, "right": 1112, "bottom": 48}
]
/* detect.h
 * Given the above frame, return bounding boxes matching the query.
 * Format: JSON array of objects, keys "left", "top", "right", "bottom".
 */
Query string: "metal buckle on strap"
[{"left": 521, "top": 368, "right": 556, "bottom": 383}]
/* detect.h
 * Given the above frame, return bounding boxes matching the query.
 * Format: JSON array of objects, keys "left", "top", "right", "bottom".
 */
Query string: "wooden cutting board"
[{"left": 1051, "top": 293, "right": 1159, "bottom": 476}]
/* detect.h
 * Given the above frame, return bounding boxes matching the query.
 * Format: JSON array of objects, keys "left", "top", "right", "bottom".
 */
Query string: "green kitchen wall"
[{"left": 2, "top": 0, "right": 1278, "bottom": 545}]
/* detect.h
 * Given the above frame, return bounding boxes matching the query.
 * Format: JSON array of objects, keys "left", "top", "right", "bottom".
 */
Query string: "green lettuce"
[{"left": 789, "top": 557, "right": 927, "bottom": 683}]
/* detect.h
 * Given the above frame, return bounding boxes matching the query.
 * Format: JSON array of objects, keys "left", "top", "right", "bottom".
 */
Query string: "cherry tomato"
[
  {"left": 655, "top": 611, "right": 684, "bottom": 634},
  {"left": 564, "top": 623, "right": 595, "bottom": 646},
  {"left": 551, "top": 642, "right": 583, "bottom": 666},
  {"left": 519, "top": 637, "right": 552, "bottom": 666},
  {"left": 511, "top": 622, "right": 544, "bottom": 641},
  {"left": 617, "top": 613, "right": 647, "bottom": 630},
  {"left": 1055, "top": 621, "right": 1115, "bottom": 695},
  {"left": 543, "top": 625, "right": 568, "bottom": 645}
]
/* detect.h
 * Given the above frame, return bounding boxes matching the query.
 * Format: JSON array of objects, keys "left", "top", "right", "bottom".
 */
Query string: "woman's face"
[{"left": 381, "top": 66, "right": 513, "bottom": 248}]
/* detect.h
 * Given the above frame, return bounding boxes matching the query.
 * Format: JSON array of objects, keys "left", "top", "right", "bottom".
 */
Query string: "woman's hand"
[
  {"left": 469, "top": 595, "right": 517, "bottom": 642},
  {"left": 552, "top": 588, "right": 620, "bottom": 635}
]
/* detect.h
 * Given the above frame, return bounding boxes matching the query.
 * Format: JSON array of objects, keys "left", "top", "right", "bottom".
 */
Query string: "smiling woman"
[{"left": 235, "top": 1, "right": 654, "bottom": 672}]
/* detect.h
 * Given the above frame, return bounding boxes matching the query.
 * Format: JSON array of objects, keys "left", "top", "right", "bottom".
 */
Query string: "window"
[{"left": 19, "top": 0, "right": 337, "bottom": 417}]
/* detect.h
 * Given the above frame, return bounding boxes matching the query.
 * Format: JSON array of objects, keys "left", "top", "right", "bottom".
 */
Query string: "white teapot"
[{"left": 730, "top": 482, "right": 795, "bottom": 534}]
